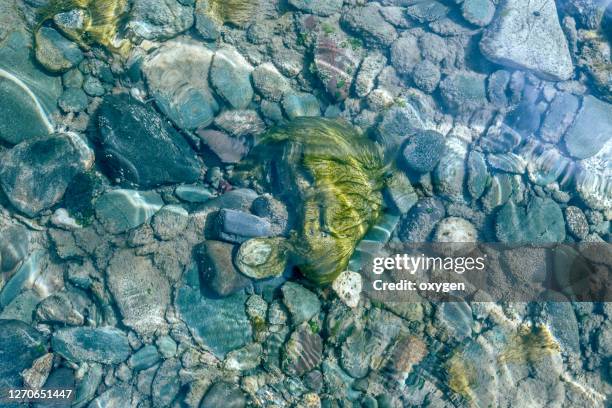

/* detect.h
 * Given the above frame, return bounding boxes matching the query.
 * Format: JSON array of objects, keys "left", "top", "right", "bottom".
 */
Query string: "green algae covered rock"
[{"left": 234, "top": 117, "right": 387, "bottom": 285}]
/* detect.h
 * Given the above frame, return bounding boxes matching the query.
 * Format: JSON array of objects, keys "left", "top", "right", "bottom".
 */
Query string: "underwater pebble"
[
  {"left": 332, "top": 270, "right": 362, "bottom": 308},
  {"left": 34, "top": 26, "right": 83, "bottom": 73},
  {"left": 282, "top": 282, "right": 321, "bottom": 325},
  {"left": 0, "top": 320, "right": 47, "bottom": 392},
  {"left": 196, "top": 240, "right": 251, "bottom": 296},
  {"left": 95, "top": 189, "right": 164, "bottom": 234},
  {"left": 282, "top": 323, "right": 323, "bottom": 376},
  {"left": 52, "top": 326, "right": 130, "bottom": 364},
  {"left": 252, "top": 62, "right": 291, "bottom": 102},
  {"left": 564, "top": 206, "right": 589, "bottom": 239},
  {"left": 401, "top": 130, "right": 446, "bottom": 173},
  {"left": 210, "top": 46, "right": 254, "bottom": 109},
  {"left": 200, "top": 381, "right": 246, "bottom": 408},
  {"left": 282, "top": 92, "right": 321, "bottom": 119}
]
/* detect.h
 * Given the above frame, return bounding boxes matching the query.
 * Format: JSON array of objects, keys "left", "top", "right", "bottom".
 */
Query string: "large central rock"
[
  {"left": 480, "top": 0, "right": 573, "bottom": 81},
  {"left": 94, "top": 94, "right": 204, "bottom": 188}
]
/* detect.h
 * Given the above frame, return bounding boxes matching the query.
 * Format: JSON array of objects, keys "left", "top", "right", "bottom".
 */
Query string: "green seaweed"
[
  {"left": 206, "top": 0, "right": 259, "bottom": 27},
  {"left": 36, "top": 0, "right": 130, "bottom": 55},
  {"left": 234, "top": 118, "right": 388, "bottom": 285}
]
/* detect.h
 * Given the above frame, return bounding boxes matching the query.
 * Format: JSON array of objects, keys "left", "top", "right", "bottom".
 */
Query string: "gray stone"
[
  {"left": 95, "top": 189, "right": 163, "bottom": 234},
  {"left": 87, "top": 384, "right": 133, "bottom": 408},
  {"left": 82, "top": 76, "right": 105, "bottom": 97},
  {"left": 281, "top": 282, "right": 321, "bottom": 324},
  {"left": 128, "top": 0, "right": 194, "bottom": 41},
  {"left": 175, "top": 285, "right": 252, "bottom": 358},
  {"left": 252, "top": 63, "right": 291, "bottom": 102},
  {"left": 383, "top": 171, "right": 417, "bottom": 215},
  {"left": 481, "top": 173, "right": 513, "bottom": 212},
  {"left": 377, "top": 104, "right": 424, "bottom": 152},
  {"left": 214, "top": 209, "right": 272, "bottom": 244},
  {"left": 58, "top": 88, "right": 88, "bottom": 113},
  {"left": 282, "top": 92, "right": 321, "bottom": 119},
  {"left": 390, "top": 33, "right": 421, "bottom": 75},
  {"left": 540, "top": 92, "right": 580, "bottom": 144},
  {"left": 289, "top": 0, "right": 343, "bottom": 16},
  {"left": 143, "top": 39, "right": 219, "bottom": 130},
  {"left": 36, "top": 292, "right": 84, "bottom": 326},
  {"left": 200, "top": 381, "right": 246, "bottom": 408},
  {"left": 106, "top": 250, "right": 171, "bottom": 337},
  {"left": 152, "top": 358, "right": 181, "bottom": 408},
  {"left": 401, "top": 130, "right": 446, "bottom": 173},
  {"left": 196, "top": 240, "right": 250, "bottom": 297},
  {"left": 462, "top": 0, "right": 495, "bottom": 26},
  {"left": 398, "top": 197, "right": 445, "bottom": 242},
  {"left": 480, "top": 0, "right": 573, "bottom": 81},
  {"left": 412, "top": 59, "right": 441, "bottom": 93},
  {"left": 0, "top": 224, "right": 29, "bottom": 273},
  {"left": 210, "top": 47, "right": 254, "bottom": 109},
  {"left": 564, "top": 95, "right": 612, "bottom": 159},
  {"left": 214, "top": 109, "right": 265, "bottom": 137},
  {"left": 0, "top": 133, "right": 93, "bottom": 216},
  {"left": 0, "top": 320, "right": 47, "bottom": 391},
  {"left": 564, "top": 206, "right": 589, "bottom": 239},
  {"left": 129, "top": 345, "right": 161, "bottom": 371},
  {"left": 224, "top": 343, "right": 262, "bottom": 371},
  {"left": 467, "top": 150, "right": 489, "bottom": 200},
  {"left": 51, "top": 327, "right": 130, "bottom": 364},
  {"left": 495, "top": 197, "right": 566, "bottom": 243},
  {"left": 94, "top": 94, "right": 204, "bottom": 188},
  {"left": 341, "top": 3, "right": 398, "bottom": 46},
  {"left": 405, "top": 0, "right": 448, "bottom": 23},
  {"left": 151, "top": 205, "right": 188, "bottom": 240},
  {"left": 355, "top": 52, "right": 386, "bottom": 97},
  {"left": 175, "top": 184, "right": 215, "bottom": 203},
  {"left": 0, "top": 31, "right": 62, "bottom": 144},
  {"left": 34, "top": 27, "right": 84, "bottom": 73},
  {"left": 439, "top": 71, "right": 488, "bottom": 111},
  {"left": 156, "top": 336, "right": 177, "bottom": 358},
  {"left": 194, "top": 0, "right": 220, "bottom": 40},
  {"left": 487, "top": 70, "right": 511, "bottom": 108}
]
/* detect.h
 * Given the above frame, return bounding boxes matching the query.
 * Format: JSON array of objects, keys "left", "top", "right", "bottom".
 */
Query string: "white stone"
[
  {"left": 332, "top": 270, "right": 362, "bottom": 308},
  {"left": 480, "top": 0, "right": 573, "bottom": 81}
]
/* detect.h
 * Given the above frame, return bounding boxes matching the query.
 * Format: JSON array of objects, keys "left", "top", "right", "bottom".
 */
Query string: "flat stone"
[
  {"left": 58, "top": 88, "right": 88, "bottom": 113},
  {"left": 564, "top": 95, "right": 612, "bottom": 159},
  {"left": 129, "top": 345, "right": 161, "bottom": 371},
  {"left": 252, "top": 63, "right": 291, "bottom": 102},
  {"left": 210, "top": 47, "right": 254, "bottom": 109},
  {"left": 51, "top": 326, "right": 130, "bottom": 364},
  {"left": 214, "top": 209, "right": 272, "bottom": 243},
  {"left": 281, "top": 282, "right": 321, "bottom": 325},
  {"left": 495, "top": 197, "right": 566, "bottom": 243},
  {"left": 175, "top": 285, "right": 252, "bottom": 358},
  {"left": 390, "top": 33, "right": 421, "bottom": 75},
  {"left": 152, "top": 358, "right": 181, "bottom": 408},
  {"left": 106, "top": 250, "right": 171, "bottom": 337},
  {"left": 213, "top": 109, "right": 265, "bottom": 137},
  {"left": 0, "top": 224, "right": 30, "bottom": 273},
  {"left": 439, "top": 71, "right": 488, "bottom": 111},
  {"left": 377, "top": 104, "right": 424, "bottom": 152},
  {"left": 143, "top": 39, "right": 219, "bottom": 130},
  {"left": 0, "top": 320, "right": 47, "bottom": 391},
  {"left": 175, "top": 184, "right": 214, "bottom": 203},
  {"left": 197, "top": 129, "right": 248, "bottom": 164},
  {"left": 200, "top": 381, "right": 246, "bottom": 408},
  {"left": 289, "top": 0, "right": 343, "bottom": 16},
  {"left": 282, "top": 92, "right": 321, "bottom": 119},
  {"left": 564, "top": 206, "right": 589, "bottom": 239},
  {"left": 95, "top": 189, "right": 163, "bottom": 234},
  {"left": 341, "top": 3, "right": 398, "bottom": 46},
  {"left": 196, "top": 240, "right": 250, "bottom": 297},
  {"left": 462, "top": 0, "right": 496, "bottom": 26},
  {"left": 480, "top": 0, "right": 573, "bottom": 81},
  {"left": 34, "top": 27, "right": 83, "bottom": 73},
  {"left": 94, "top": 94, "right": 204, "bottom": 188},
  {"left": 128, "top": 0, "right": 194, "bottom": 41},
  {"left": 540, "top": 92, "right": 579, "bottom": 144},
  {"left": 0, "top": 133, "right": 94, "bottom": 216}
]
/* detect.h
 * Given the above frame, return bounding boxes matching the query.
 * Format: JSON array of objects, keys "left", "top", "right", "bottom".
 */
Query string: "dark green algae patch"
[{"left": 234, "top": 117, "right": 390, "bottom": 285}]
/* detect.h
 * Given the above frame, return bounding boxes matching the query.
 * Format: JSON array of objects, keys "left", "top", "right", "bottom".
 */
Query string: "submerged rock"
[
  {"left": 200, "top": 381, "right": 246, "bottom": 408},
  {"left": 495, "top": 197, "right": 566, "bottom": 244},
  {"left": 196, "top": 240, "right": 250, "bottom": 296},
  {"left": 341, "top": 3, "right": 398, "bottom": 46},
  {"left": 0, "top": 133, "right": 94, "bottom": 216},
  {"left": 289, "top": 0, "right": 342, "bottom": 16},
  {"left": 34, "top": 26, "right": 84, "bottom": 73},
  {"left": 51, "top": 326, "right": 130, "bottom": 364},
  {"left": 95, "top": 189, "right": 163, "bottom": 234},
  {"left": 564, "top": 95, "right": 612, "bottom": 159},
  {"left": 106, "top": 250, "right": 171, "bottom": 337},
  {"left": 210, "top": 46, "right": 254, "bottom": 109},
  {"left": 480, "top": 0, "right": 573, "bottom": 80},
  {"left": 128, "top": 0, "right": 194, "bottom": 41},
  {"left": 281, "top": 282, "right": 321, "bottom": 325},
  {"left": 94, "top": 94, "right": 203, "bottom": 188},
  {"left": 143, "top": 39, "right": 219, "bottom": 130},
  {"left": 282, "top": 323, "right": 323, "bottom": 376},
  {"left": 0, "top": 320, "right": 47, "bottom": 391}
]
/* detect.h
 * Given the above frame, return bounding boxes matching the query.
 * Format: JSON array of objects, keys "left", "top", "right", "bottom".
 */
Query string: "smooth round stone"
[
  {"left": 401, "top": 130, "right": 446, "bottom": 173},
  {"left": 151, "top": 205, "right": 188, "bottom": 240},
  {"left": 412, "top": 59, "right": 441, "bottom": 93},
  {"left": 340, "top": 3, "right": 398, "bottom": 46},
  {"left": 564, "top": 206, "right": 589, "bottom": 240},
  {"left": 200, "top": 382, "right": 246, "bottom": 408},
  {"left": 398, "top": 197, "right": 446, "bottom": 242},
  {"left": 390, "top": 33, "right": 421, "bottom": 75},
  {"left": 156, "top": 335, "right": 177, "bottom": 358},
  {"left": 210, "top": 47, "right": 254, "bottom": 110},
  {"left": 462, "top": 0, "right": 496, "bottom": 26},
  {"left": 95, "top": 189, "right": 163, "bottom": 234},
  {"left": 34, "top": 26, "right": 83, "bottom": 73},
  {"left": 0, "top": 72, "right": 52, "bottom": 145},
  {"left": 282, "top": 93, "right": 321, "bottom": 119},
  {"left": 143, "top": 39, "right": 219, "bottom": 130},
  {"left": 128, "top": 345, "right": 161, "bottom": 371},
  {"left": 58, "top": 87, "right": 88, "bottom": 113},
  {"left": 332, "top": 270, "right": 362, "bottom": 308},
  {"left": 235, "top": 237, "right": 288, "bottom": 279},
  {"left": 196, "top": 240, "right": 251, "bottom": 297}
]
